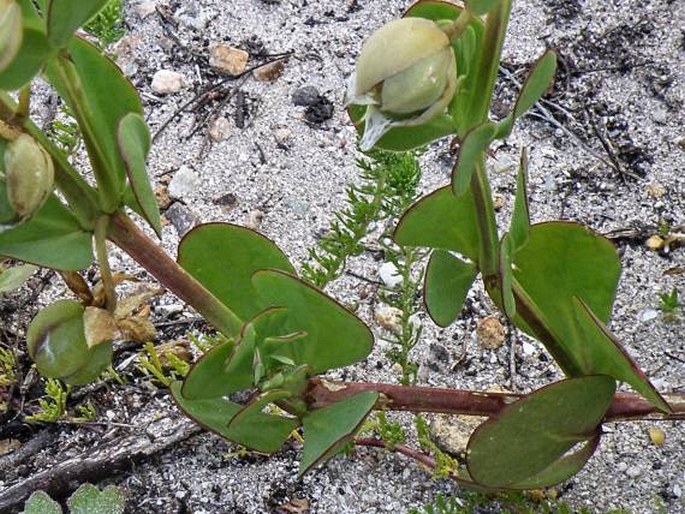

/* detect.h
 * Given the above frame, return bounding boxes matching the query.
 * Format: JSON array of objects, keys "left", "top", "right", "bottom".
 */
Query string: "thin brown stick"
[{"left": 151, "top": 53, "right": 293, "bottom": 142}]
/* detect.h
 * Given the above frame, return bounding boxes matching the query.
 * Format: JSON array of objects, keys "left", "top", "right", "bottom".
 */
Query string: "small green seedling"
[
  {"left": 22, "top": 484, "right": 124, "bottom": 514},
  {"left": 658, "top": 287, "right": 680, "bottom": 320}
]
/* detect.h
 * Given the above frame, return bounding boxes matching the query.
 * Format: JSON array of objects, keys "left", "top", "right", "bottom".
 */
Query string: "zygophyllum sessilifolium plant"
[{"left": 0, "top": 0, "right": 683, "bottom": 495}]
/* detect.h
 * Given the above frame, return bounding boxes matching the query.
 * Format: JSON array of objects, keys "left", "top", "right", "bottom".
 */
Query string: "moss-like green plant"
[
  {"left": 25, "top": 378, "right": 69, "bottom": 423},
  {"left": 84, "top": 0, "right": 124, "bottom": 48}
]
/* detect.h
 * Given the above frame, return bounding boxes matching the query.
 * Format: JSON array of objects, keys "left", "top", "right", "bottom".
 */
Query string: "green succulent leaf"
[
  {"left": 67, "top": 483, "right": 125, "bottom": 514},
  {"left": 499, "top": 233, "right": 515, "bottom": 318},
  {"left": 182, "top": 307, "right": 300, "bottom": 400},
  {"left": 299, "top": 390, "right": 378, "bottom": 476},
  {"left": 0, "top": 177, "right": 15, "bottom": 225},
  {"left": 61, "top": 340, "right": 112, "bottom": 385},
  {"left": 450, "top": 26, "right": 478, "bottom": 108},
  {"left": 178, "top": 223, "right": 294, "bottom": 322},
  {"left": 170, "top": 381, "right": 298, "bottom": 454},
  {"left": 509, "top": 149, "right": 530, "bottom": 252},
  {"left": 514, "top": 50, "right": 557, "bottom": 119},
  {"left": 510, "top": 221, "right": 620, "bottom": 375},
  {"left": 465, "top": 0, "right": 499, "bottom": 15},
  {"left": 22, "top": 491, "right": 62, "bottom": 514},
  {"left": 496, "top": 50, "right": 557, "bottom": 139},
  {"left": 424, "top": 249, "right": 477, "bottom": 327},
  {"left": 117, "top": 112, "right": 161, "bottom": 237},
  {"left": 467, "top": 375, "right": 615, "bottom": 488},
  {"left": 44, "top": 36, "right": 143, "bottom": 212},
  {"left": 16, "top": 0, "right": 43, "bottom": 26},
  {"left": 405, "top": 0, "right": 464, "bottom": 19},
  {"left": 509, "top": 221, "right": 668, "bottom": 411},
  {"left": 181, "top": 337, "right": 238, "bottom": 400},
  {"left": 252, "top": 270, "right": 373, "bottom": 373},
  {"left": 452, "top": 122, "right": 496, "bottom": 196},
  {"left": 394, "top": 186, "right": 479, "bottom": 262},
  {"left": 0, "top": 191, "right": 93, "bottom": 270},
  {"left": 508, "top": 436, "right": 600, "bottom": 489},
  {"left": 0, "top": 263, "right": 37, "bottom": 293},
  {"left": 228, "top": 390, "right": 300, "bottom": 446},
  {"left": 570, "top": 297, "right": 669, "bottom": 412},
  {"left": 0, "top": 27, "right": 52, "bottom": 90},
  {"left": 47, "top": 0, "right": 111, "bottom": 48}
]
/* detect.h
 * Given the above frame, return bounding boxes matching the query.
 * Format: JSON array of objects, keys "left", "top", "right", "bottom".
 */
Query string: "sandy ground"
[{"left": 1, "top": 0, "right": 684, "bottom": 512}]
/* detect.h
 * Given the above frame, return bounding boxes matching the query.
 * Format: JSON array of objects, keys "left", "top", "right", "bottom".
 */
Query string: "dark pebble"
[
  {"left": 165, "top": 202, "right": 200, "bottom": 237},
  {"left": 292, "top": 86, "right": 321, "bottom": 106},
  {"left": 429, "top": 342, "right": 450, "bottom": 363},
  {"left": 214, "top": 192, "right": 238, "bottom": 210},
  {"left": 304, "top": 95, "right": 334, "bottom": 123}
]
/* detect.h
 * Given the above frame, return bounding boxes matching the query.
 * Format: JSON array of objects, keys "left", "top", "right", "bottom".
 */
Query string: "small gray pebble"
[
  {"left": 165, "top": 202, "right": 200, "bottom": 237},
  {"left": 626, "top": 465, "right": 642, "bottom": 479}
]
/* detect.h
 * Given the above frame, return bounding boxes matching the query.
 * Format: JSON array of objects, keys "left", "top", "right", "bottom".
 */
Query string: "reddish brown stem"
[
  {"left": 306, "top": 378, "right": 685, "bottom": 422},
  {"left": 354, "top": 438, "right": 476, "bottom": 488},
  {"left": 107, "top": 212, "right": 242, "bottom": 337},
  {"left": 355, "top": 437, "right": 439, "bottom": 471}
]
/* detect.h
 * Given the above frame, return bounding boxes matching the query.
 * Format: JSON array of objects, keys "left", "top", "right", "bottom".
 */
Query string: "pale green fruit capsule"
[
  {"left": 0, "top": 0, "right": 22, "bottom": 73},
  {"left": 347, "top": 17, "right": 457, "bottom": 150},
  {"left": 4, "top": 133, "right": 54, "bottom": 220}
]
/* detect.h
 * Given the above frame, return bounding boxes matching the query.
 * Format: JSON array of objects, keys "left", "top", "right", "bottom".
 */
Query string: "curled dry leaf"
[
  {"left": 86, "top": 279, "right": 163, "bottom": 344},
  {"left": 60, "top": 270, "right": 94, "bottom": 304},
  {"left": 83, "top": 306, "right": 120, "bottom": 349},
  {"left": 645, "top": 235, "right": 665, "bottom": 251},
  {"left": 116, "top": 315, "right": 157, "bottom": 343},
  {"left": 154, "top": 340, "right": 193, "bottom": 365},
  {"left": 114, "top": 284, "right": 164, "bottom": 319},
  {"left": 374, "top": 305, "right": 403, "bottom": 334},
  {"left": 92, "top": 272, "right": 139, "bottom": 307},
  {"left": 278, "top": 498, "right": 310, "bottom": 513}
]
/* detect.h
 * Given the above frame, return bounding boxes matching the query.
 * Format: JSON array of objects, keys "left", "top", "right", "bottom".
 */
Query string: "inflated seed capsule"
[
  {"left": 4, "top": 133, "right": 54, "bottom": 220},
  {"left": 26, "top": 299, "right": 113, "bottom": 385},
  {"left": 346, "top": 17, "right": 457, "bottom": 150},
  {"left": 0, "top": 0, "right": 22, "bottom": 73},
  {"left": 27, "top": 300, "right": 92, "bottom": 379}
]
